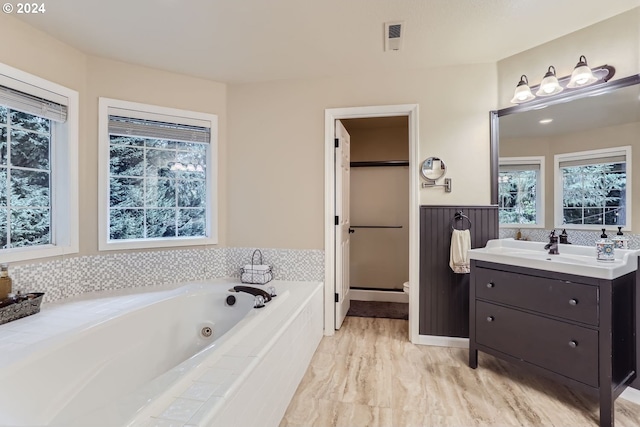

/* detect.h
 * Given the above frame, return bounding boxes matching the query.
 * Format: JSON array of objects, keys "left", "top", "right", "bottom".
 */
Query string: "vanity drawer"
[
  {"left": 474, "top": 267, "right": 598, "bottom": 325},
  {"left": 476, "top": 301, "right": 598, "bottom": 387}
]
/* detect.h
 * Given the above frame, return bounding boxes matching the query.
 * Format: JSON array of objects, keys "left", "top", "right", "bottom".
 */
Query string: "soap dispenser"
[
  {"left": 612, "top": 227, "right": 629, "bottom": 249},
  {"left": 0, "top": 264, "right": 12, "bottom": 300},
  {"left": 596, "top": 229, "right": 615, "bottom": 262}
]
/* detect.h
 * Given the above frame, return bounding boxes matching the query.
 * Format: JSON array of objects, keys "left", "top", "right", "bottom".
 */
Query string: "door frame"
[{"left": 324, "top": 104, "right": 420, "bottom": 342}]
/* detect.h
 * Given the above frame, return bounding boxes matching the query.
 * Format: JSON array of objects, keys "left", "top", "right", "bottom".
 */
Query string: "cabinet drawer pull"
[
  {"left": 569, "top": 340, "right": 578, "bottom": 348},
  {"left": 486, "top": 316, "right": 495, "bottom": 322},
  {"left": 569, "top": 298, "right": 578, "bottom": 306},
  {"left": 486, "top": 282, "right": 495, "bottom": 288}
]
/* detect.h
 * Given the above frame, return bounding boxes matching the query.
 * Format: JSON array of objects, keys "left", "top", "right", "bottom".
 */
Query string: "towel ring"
[{"left": 451, "top": 211, "right": 472, "bottom": 231}]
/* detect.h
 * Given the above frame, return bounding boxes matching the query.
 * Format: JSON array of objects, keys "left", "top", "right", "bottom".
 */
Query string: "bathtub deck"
[{"left": 0, "top": 283, "right": 187, "bottom": 363}]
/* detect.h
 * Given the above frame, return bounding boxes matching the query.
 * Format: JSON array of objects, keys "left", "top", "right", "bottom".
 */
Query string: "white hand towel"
[
  {"left": 450, "top": 229, "right": 471, "bottom": 274},
  {"left": 243, "top": 264, "right": 271, "bottom": 272}
]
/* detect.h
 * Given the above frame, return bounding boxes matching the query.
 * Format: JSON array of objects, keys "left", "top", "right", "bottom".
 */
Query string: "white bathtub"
[{"left": 0, "top": 279, "right": 324, "bottom": 427}]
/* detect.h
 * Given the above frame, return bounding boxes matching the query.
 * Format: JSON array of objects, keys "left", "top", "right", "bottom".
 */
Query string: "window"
[
  {"left": 555, "top": 146, "right": 631, "bottom": 229},
  {"left": 498, "top": 157, "right": 544, "bottom": 227},
  {"left": 99, "top": 98, "right": 217, "bottom": 250},
  {"left": 0, "top": 63, "right": 79, "bottom": 262}
]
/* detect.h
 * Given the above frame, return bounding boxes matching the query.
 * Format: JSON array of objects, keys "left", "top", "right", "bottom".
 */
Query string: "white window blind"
[
  {"left": 108, "top": 115, "right": 210, "bottom": 144},
  {"left": 559, "top": 155, "right": 626, "bottom": 169},
  {"left": 500, "top": 163, "right": 541, "bottom": 172},
  {"left": 0, "top": 84, "right": 68, "bottom": 123}
]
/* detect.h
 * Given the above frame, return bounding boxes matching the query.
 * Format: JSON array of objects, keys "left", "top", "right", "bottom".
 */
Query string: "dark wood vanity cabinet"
[{"left": 469, "top": 260, "right": 636, "bottom": 427}]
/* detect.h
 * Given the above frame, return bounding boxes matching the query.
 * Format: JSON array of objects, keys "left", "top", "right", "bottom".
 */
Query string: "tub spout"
[{"left": 230, "top": 285, "right": 274, "bottom": 307}]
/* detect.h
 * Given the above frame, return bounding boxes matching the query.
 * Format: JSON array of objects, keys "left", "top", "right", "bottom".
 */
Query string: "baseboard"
[
  {"left": 350, "top": 289, "right": 409, "bottom": 303},
  {"left": 620, "top": 386, "right": 640, "bottom": 405},
  {"left": 414, "top": 334, "right": 469, "bottom": 348}
]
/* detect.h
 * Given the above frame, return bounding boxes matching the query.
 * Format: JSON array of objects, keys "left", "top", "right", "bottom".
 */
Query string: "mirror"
[
  {"left": 421, "top": 157, "right": 447, "bottom": 182},
  {"left": 491, "top": 75, "right": 640, "bottom": 232}
]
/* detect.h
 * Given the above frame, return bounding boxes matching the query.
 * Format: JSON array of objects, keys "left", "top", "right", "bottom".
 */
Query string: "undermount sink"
[{"left": 468, "top": 238, "right": 640, "bottom": 279}]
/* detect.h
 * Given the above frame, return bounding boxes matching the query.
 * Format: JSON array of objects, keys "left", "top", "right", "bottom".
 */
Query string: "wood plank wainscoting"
[{"left": 419, "top": 205, "right": 498, "bottom": 338}]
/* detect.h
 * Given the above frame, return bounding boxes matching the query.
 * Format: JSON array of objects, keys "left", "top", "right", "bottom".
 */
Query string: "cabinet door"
[
  {"left": 475, "top": 267, "right": 598, "bottom": 325},
  {"left": 476, "top": 301, "right": 599, "bottom": 387}
]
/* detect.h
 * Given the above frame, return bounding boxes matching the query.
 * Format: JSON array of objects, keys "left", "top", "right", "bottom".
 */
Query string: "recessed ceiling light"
[{"left": 539, "top": 118, "right": 553, "bottom": 124}]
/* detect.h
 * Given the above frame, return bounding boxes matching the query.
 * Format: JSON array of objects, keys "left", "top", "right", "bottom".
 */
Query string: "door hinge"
[
  {"left": 335, "top": 293, "right": 339, "bottom": 303},
  {"left": 335, "top": 215, "right": 339, "bottom": 225},
  {"left": 334, "top": 138, "right": 339, "bottom": 148}
]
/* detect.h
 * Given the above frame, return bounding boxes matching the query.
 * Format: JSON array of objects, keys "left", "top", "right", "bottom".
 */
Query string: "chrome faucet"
[{"left": 544, "top": 230, "right": 559, "bottom": 255}]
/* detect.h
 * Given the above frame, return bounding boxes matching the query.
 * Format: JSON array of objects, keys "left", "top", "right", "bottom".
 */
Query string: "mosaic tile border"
[
  {"left": 9, "top": 247, "right": 324, "bottom": 304},
  {"left": 499, "top": 228, "right": 640, "bottom": 249}
]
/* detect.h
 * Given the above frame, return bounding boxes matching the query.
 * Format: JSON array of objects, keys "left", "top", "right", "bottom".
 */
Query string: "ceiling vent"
[{"left": 384, "top": 21, "right": 404, "bottom": 52}]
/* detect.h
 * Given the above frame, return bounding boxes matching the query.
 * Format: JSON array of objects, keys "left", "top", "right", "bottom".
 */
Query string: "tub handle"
[{"left": 254, "top": 295, "right": 266, "bottom": 308}]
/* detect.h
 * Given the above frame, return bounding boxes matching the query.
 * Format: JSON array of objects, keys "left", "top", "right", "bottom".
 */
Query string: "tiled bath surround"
[
  {"left": 10, "top": 248, "right": 324, "bottom": 304},
  {"left": 499, "top": 228, "right": 640, "bottom": 249}
]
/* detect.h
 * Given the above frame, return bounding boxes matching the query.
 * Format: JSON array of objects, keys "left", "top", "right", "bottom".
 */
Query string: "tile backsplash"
[
  {"left": 499, "top": 228, "right": 640, "bottom": 249},
  {"left": 9, "top": 247, "right": 324, "bottom": 304}
]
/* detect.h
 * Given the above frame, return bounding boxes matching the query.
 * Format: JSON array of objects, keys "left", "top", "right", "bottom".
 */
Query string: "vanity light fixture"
[
  {"left": 510, "top": 75, "right": 536, "bottom": 104},
  {"left": 539, "top": 118, "right": 553, "bottom": 124},
  {"left": 536, "top": 66, "right": 563, "bottom": 96},
  {"left": 510, "top": 59, "right": 615, "bottom": 105},
  {"left": 567, "top": 55, "right": 598, "bottom": 88}
]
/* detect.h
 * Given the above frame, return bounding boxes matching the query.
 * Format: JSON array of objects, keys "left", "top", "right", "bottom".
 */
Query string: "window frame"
[
  {"left": 0, "top": 62, "right": 79, "bottom": 263},
  {"left": 554, "top": 146, "right": 632, "bottom": 231},
  {"left": 98, "top": 98, "right": 218, "bottom": 251},
  {"left": 498, "top": 156, "right": 545, "bottom": 229}
]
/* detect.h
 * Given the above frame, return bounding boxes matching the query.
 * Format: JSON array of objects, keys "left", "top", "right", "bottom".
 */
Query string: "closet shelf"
[
  {"left": 350, "top": 225, "right": 403, "bottom": 229},
  {"left": 350, "top": 161, "right": 409, "bottom": 167}
]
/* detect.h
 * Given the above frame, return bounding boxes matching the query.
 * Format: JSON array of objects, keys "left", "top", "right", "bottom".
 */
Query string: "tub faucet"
[
  {"left": 230, "top": 285, "right": 274, "bottom": 308},
  {"left": 544, "top": 230, "right": 559, "bottom": 255}
]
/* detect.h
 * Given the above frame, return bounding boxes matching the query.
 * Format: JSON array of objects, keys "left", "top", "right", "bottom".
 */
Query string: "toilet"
[{"left": 403, "top": 281, "right": 410, "bottom": 294}]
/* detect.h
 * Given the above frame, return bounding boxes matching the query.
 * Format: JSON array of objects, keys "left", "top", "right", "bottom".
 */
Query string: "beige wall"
[
  {"left": 502, "top": 121, "right": 640, "bottom": 231},
  {"left": 498, "top": 8, "right": 640, "bottom": 109},
  {"left": 227, "top": 64, "right": 497, "bottom": 249},
  {"left": 0, "top": 14, "right": 228, "bottom": 261},
  {"left": 346, "top": 124, "right": 409, "bottom": 290}
]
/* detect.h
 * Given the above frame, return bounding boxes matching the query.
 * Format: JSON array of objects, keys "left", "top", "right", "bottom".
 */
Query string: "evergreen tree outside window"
[
  {"left": 498, "top": 157, "right": 544, "bottom": 227},
  {"left": 0, "top": 107, "right": 52, "bottom": 248},
  {"left": 0, "top": 63, "right": 79, "bottom": 263},
  {"left": 555, "top": 147, "right": 631, "bottom": 229},
  {"left": 99, "top": 99, "right": 218, "bottom": 250}
]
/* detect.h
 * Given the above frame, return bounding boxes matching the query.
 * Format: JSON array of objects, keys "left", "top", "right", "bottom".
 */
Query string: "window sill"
[
  {"left": 0, "top": 244, "right": 79, "bottom": 263},
  {"left": 99, "top": 236, "right": 218, "bottom": 251},
  {"left": 499, "top": 224, "right": 545, "bottom": 229}
]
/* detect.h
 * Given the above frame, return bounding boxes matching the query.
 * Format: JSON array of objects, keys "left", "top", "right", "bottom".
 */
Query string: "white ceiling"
[{"left": 16, "top": 0, "right": 640, "bottom": 84}]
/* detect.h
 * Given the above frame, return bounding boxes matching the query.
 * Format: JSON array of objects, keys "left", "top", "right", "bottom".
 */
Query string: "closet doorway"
[
  {"left": 340, "top": 117, "right": 409, "bottom": 314},
  {"left": 324, "top": 104, "right": 419, "bottom": 341}
]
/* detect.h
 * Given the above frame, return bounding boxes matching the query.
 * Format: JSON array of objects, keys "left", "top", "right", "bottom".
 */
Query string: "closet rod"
[
  {"left": 350, "top": 160, "right": 409, "bottom": 167},
  {"left": 350, "top": 225, "right": 403, "bottom": 229}
]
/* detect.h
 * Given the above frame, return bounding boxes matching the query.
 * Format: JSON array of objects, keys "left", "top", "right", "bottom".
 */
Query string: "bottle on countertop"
[
  {"left": 596, "top": 228, "right": 615, "bottom": 262},
  {"left": 0, "top": 263, "right": 12, "bottom": 300},
  {"left": 515, "top": 229, "right": 522, "bottom": 240},
  {"left": 559, "top": 229, "right": 570, "bottom": 244},
  {"left": 612, "top": 227, "right": 629, "bottom": 250}
]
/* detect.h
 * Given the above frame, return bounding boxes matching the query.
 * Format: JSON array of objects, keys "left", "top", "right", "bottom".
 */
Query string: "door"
[{"left": 335, "top": 120, "right": 351, "bottom": 329}]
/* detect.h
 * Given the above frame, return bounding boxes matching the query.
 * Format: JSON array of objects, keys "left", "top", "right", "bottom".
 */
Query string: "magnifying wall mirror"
[{"left": 420, "top": 157, "right": 447, "bottom": 182}]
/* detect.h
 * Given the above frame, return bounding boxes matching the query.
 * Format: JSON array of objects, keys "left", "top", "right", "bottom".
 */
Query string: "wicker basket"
[
  {"left": 0, "top": 293, "right": 44, "bottom": 325},
  {"left": 240, "top": 249, "right": 273, "bottom": 285}
]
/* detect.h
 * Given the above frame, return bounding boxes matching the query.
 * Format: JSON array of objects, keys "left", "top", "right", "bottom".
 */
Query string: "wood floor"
[{"left": 280, "top": 317, "right": 640, "bottom": 427}]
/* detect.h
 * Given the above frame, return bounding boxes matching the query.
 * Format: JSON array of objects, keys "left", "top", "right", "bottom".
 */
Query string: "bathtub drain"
[{"left": 201, "top": 326, "right": 213, "bottom": 338}]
